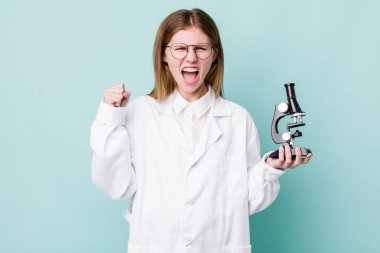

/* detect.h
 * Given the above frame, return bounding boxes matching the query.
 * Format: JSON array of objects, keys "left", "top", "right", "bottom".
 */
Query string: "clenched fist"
[{"left": 103, "top": 83, "right": 131, "bottom": 107}]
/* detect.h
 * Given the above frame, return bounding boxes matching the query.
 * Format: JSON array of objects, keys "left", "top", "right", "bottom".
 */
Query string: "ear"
[{"left": 163, "top": 51, "right": 168, "bottom": 63}]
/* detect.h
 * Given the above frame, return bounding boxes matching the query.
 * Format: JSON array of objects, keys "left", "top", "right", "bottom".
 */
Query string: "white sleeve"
[
  {"left": 246, "top": 115, "right": 285, "bottom": 215},
  {"left": 90, "top": 101, "right": 137, "bottom": 200}
]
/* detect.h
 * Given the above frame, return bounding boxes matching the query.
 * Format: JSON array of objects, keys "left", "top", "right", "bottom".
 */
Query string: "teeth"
[{"left": 182, "top": 67, "right": 198, "bottom": 72}]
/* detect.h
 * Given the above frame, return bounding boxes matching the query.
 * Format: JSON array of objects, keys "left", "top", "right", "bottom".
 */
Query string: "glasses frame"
[{"left": 165, "top": 43, "right": 214, "bottom": 60}]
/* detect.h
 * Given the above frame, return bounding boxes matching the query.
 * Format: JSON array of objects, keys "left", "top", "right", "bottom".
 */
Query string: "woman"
[{"left": 90, "top": 8, "right": 311, "bottom": 253}]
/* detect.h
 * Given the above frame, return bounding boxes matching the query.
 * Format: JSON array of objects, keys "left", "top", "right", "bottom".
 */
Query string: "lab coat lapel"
[
  {"left": 189, "top": 95, "right": 231, "bottom": 168},
  {"left": 190, "top": 114, "right": 221, "bottom": 167}
]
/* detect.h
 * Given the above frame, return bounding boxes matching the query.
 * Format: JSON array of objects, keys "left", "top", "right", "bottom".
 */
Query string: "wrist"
[{"left": 264, "top": 156, "right": 285, "bottom": 171}]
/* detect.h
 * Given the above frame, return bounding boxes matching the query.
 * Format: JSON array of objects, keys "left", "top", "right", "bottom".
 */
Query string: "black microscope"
[{"left": 269, "top": 83, "right": 312, "bottom": 159}]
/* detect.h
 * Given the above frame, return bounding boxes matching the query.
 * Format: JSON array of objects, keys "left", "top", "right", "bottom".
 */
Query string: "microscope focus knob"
[
  {"left": 278, "top": 102, "right": 289, "bottom": 113},
  {"left": 282, "top": 132, "right": 291, "bottom": 141}
]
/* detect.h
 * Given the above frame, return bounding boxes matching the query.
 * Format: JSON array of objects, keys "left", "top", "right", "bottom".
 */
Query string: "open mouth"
[{"left": 182, "top": 67, "right": 199, "bottom": 84}]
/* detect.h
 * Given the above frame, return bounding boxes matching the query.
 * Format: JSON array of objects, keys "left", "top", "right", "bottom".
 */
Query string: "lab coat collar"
[
  {"left": 153, "top": 87, "right": 231, "bottom": 169},
  {"left": 157, "top": 87, "right": 231, "bottom": 117},
  {"left": 172, "top": 90, "right": 188, "bottom": 114},
  {"left": 172, "top": 86, "right": 212, "bottom": 119}
]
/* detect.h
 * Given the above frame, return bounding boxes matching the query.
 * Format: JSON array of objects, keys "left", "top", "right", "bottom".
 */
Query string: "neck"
[{"left": 178, "top": 84, "right": 208, "bottom": 102}]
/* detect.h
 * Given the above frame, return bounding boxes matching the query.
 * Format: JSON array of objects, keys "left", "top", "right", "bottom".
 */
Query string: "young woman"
[{"left": 90, "top": 8, "right": 311, "bottom": 253}]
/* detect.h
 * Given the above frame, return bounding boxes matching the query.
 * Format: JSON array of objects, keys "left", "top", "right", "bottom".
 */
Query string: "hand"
[
  {"left": 265, "top": 144, "right": 312, "bottom": 171},
  {"left": 103, "top": 83, "right": 131, "bottom": 107}
]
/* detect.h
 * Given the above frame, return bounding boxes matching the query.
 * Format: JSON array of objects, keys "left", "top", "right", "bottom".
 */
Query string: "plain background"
[{"left": 1, "top": 0, "right": 379, "bottom": 252}]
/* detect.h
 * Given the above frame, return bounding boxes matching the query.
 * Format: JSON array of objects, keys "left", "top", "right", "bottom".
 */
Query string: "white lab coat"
[{"left": 90, "top": 90, "right": 284, "bottom": 253}]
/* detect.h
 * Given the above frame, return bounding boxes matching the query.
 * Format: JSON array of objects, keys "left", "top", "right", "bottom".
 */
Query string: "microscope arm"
[{"left": 271, "top": 104, "right": 288, "bottom": 144}]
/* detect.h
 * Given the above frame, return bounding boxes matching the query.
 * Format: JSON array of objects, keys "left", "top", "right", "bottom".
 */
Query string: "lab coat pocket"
[
  {"left": 127, "top": 242, "right": 158, "bottom": 253},
  {"left": 221, "top": 156, "right": 247, "bottom": 199},
  {"left": 222, "top": 245, "right": 252, "bottom": 253}
]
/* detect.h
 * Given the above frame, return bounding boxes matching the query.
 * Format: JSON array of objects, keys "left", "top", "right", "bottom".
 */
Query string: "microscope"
[{"left": 269, "top": 83, "right": 312, "bottom": 159}]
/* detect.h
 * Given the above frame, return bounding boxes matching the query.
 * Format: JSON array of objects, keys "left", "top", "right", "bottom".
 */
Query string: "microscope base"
[{"left": 268, "top": 147, "right": 312, "bottom": 159}]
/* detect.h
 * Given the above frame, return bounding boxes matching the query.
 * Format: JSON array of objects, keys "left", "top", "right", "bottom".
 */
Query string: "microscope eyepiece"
[{"left": 284, "top": 83, "right": 304, "bottom": 114}]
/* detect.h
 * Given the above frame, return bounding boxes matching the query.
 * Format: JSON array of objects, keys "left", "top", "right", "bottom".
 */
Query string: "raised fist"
[{"left": 103, "top": 83, "right": 131, "bottom": 107}]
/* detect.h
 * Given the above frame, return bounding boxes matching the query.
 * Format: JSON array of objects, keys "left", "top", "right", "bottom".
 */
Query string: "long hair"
[{"left": 149, "top": 8, "right": 224, "bottom": 101}]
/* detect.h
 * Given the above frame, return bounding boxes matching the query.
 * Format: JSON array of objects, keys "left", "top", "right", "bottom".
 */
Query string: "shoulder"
[
  {"left": 215, "top": 96, "right": 252, "bottom": 118},
  {"left": 216, "top": 96, "right": 258, "bottom": 132},
  {"left": 124, "top": 95, "right": 160, "bottom": 121},
  {"left": 127, "top": 95, "right": 158, "bottom": 111},
  {"left": 128, "top": 95, "right": 156, "bottom": 105}
]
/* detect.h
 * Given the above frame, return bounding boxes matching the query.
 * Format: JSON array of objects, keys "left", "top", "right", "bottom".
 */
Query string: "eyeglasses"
[{"left": 165, "top": 43, "right": 214, "bottom": 60}]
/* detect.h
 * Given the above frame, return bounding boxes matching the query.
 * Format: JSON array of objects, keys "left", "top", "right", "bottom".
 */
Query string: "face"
[{"left": 163, "top": 26, "right": 216, "bottom": 102}]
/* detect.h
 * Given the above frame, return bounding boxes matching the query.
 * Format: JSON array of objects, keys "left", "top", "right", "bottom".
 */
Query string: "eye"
[
  {"left": 195, "top": 45, "right": 208, "bottom": 51},
  {"left": 172, "top": 45, "right": 187, "bottom": 51}
]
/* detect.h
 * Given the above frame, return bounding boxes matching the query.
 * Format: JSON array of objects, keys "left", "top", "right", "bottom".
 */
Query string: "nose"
[{"left": 185, "top": 46, "right": 198, "bottom": 63}]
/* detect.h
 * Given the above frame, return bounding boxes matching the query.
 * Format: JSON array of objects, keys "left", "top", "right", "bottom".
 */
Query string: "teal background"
[{"left": 1, "top": 0, "right": 379, "bottom": 252}]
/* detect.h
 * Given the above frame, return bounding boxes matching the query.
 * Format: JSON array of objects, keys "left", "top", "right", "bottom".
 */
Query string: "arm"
[
  {"left": 90, "top": 84, "right": 137, "bottom": 200},
  {"left": 246, "top": 115, "right": 285, "bottom": 215}
]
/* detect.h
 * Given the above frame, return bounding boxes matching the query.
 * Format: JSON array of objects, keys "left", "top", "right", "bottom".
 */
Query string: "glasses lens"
[
  {"left": 195, "top": 44, "right": 212, "bottom": 59},
  {"left": 170, "top": 44, "right": 188, "bottom": 59}
]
